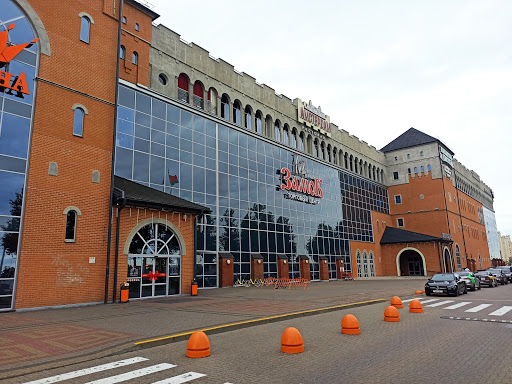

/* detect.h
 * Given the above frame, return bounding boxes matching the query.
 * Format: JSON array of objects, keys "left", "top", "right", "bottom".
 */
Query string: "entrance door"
[
  {"left": 141, "top": 257, "right": 167, "bottom": 297},
  {"left": 408, "top": 258, "right": 423, "bottom": 276},
  {"left": 195, "top": 252, "right": 218, "bottom": 288},
  {"left": 127, "top": 222, "right": 182, "bottom": 299}
]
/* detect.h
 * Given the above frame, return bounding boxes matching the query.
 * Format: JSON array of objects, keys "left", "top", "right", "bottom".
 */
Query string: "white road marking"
[
  {"left": 489, "top": 306, "right": 512, "bottom": 316},
  {"left": 427, "top": 300, "right": 454, "bottom": 307},
  {"left": 152, "top": 372, "right": 207, "bottom": 383},
  {"left": 22, "top": 358, "right": 149, "bottom": 384},
  {"left": 418, "top": 299, "right": 440, "bottom": 304},
  {"left": 444, "top": 302, "right": 471, "bottom": 310},
  {"left": 84, "top": 363, "right": 176, "bottom": 384},
  {"left": 465, "top": 304, "right": 492, "bottom": 313}
]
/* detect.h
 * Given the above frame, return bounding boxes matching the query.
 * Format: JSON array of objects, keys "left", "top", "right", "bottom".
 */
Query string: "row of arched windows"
[{"left": 173, "top": 73, "right": 385, "bottom": 183}]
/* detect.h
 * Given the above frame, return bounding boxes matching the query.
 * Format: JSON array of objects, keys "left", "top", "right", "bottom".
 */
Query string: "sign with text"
[
  {"left": 0, "top": 23, "right": 38, "bottom": 98},
  {"left": 280, "top": 154, "right": 323, "bottom": 205},
  {"left": 297, "top": 98, "right": 332, "bottom": 137}
]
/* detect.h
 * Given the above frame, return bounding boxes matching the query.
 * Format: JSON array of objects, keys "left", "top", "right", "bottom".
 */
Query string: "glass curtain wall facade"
[
  {"left": 114, "top": 84, "right": 389, "bottom": 288},
  {"left": 0, "top": 1, "right": 39, "bottom": 310}
]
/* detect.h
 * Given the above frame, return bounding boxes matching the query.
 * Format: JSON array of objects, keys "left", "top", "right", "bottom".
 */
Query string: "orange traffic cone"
[
  {"left": 410, "top": 299, "right": 424, "bottom": 313},
  {"left": 384, "top": 305, "right": 400, "bottom": 322},
  {"left": 422, "top": 290, "right": 425, "bottom": 293},
  {"left": 390, "top": 296, "right": 403, "bottom": 309},
  {"left": 281, "top": 327, "right": 304, "bottom": 353},
  {"left": 341, "top": 314, "right": 361, "bottom": 335},
  {"left": 186, "top": 331, "right": 210, "bottom": 358},
  {"left": 415, "top": 290, "right": 422, "bottom": 294}
]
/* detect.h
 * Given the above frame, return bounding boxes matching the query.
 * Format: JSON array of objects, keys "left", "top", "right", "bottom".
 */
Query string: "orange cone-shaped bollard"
[
  {"left": 415, "top": 290, "right": 422, "bottom": 294},
  {"left": 384, "top": 305, "right": 400, "bottom": 322},
  {"left": 186, "top": 331, "right": 210, "bottom": 358},
  {"left": 410, "top": 299, "right": 424, "bottom": 313},
  {"left": 390, "top": 296, "right": 403, "bottom": 309},
  {"left": 281, "top": 327, "right": 304, "bottom": 353},
  {"left": 422, "top": 290, "right": 425, "bottom": 293},
  {"left": 341, "top": 314, "right": 361, "bottom": 335}
]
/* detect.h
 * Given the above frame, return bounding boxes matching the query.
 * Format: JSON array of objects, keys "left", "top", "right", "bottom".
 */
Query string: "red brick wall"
[
  {"left": 319, "top": 258, "right": 329, "bottom": 280},
  {"left": 251, "top": 256, "right": 264, "bottom": 280},
  {"left": 277, "top": 258, "right": 289, "bottom": 278},
  {"left": 15, "top": 0, "right": 121, "bottom": 309},
  {"left": 300, "top": 258, "right": 310, "bottom": 280},
  {"left": 218, "top": 255, "right": 234, "bottom": 288}
]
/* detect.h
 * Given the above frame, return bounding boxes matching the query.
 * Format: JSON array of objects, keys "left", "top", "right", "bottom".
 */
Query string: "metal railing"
[
  {"left": 193, "top": 94, "right": 203, "bottom": 109},
  {"left": 178, "top": 88, "right": 189, "bottom": 103}
]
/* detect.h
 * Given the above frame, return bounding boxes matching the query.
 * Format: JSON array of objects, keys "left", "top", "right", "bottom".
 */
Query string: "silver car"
[{"left": 458, "top": 271, "right": 481, "bottom": 291}]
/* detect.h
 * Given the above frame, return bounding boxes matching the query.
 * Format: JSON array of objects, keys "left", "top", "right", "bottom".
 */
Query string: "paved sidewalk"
[{"left": 0, "top": 279, "right": 425, "bottom": 376}]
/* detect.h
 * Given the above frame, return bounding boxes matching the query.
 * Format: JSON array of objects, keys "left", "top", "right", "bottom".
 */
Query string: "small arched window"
[
  {"left": 66, "top": 210, "right": 77, "bottom": 241},
  {"left": 299, "top": 132, "right": 305, "bottom": 151},
  {"left": 245, "top": 106, "right": 252, "bottom": 130},
  {"left": 427, "top": 164, "right": 431, "bottom": 172},
  {"left": 255, "top": 111, "right": 262, "bottom": 134},
  {"left": 122, "top": 16, "right": 127, "bottom": 24},
  {"left": 80, "top": 16, "right": 91, "bottom": 43},
  {"left": 291, "top": 129, "right": 297, "bottom": 148},
  {"left": 233, "top": 100, "right": 241, "bottom": 125},
  {"left": 283, "top": 125, "right": 289, "bottom": 146},
  {"left": 274, "top": 121, "right": 281, "bottom": 142},
  {"left": 135, "top": 23, "right": 140, "bottom": 31},
  {"left": 120, "top": 45, "right": 125, "bottom": 59},
  {"left": 132, "top": 51, "right": 138, "bottom": 65},
  {"left": 73, "top": 107, "right": 85, "bottom": 137},
  {"left": 221, "top": 94, "right": 230, "bottom": 121},
  {"left": 313, "top": 140, "right": 319, "bottom": 157}
]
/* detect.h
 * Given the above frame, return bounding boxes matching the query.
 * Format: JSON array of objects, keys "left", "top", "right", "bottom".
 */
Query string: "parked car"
[
  {"left": 494, "top": 266, "right": 512, "bottom": 282},
  {"left": 425, "top": 273, "right": 467, "bottom": 296},
  {"left": 487, "top": 268, "right": 508, "bottom": 285},
  {"left": 458, "top": 271, "right": 481, "bottom": 291},
  {"left": 475, "top": 271, "right": 498, "bottom": 287}
]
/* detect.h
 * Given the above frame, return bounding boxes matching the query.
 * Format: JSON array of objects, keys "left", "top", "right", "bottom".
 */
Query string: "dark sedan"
[
  {"left": 494, "top": 266, "right": 512, "bottom": 282},
  {"left": 475, "top": 271, "right": 498, "bottom": 287},
  {"left": 425, "top": 273, "right": 467, "bottom": 296},
  {"left": 487, "top": 268, "right": 508, "bottom": 285}
]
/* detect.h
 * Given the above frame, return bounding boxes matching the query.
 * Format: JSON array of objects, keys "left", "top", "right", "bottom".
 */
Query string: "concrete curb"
[{"left": 133, "top": 298, "right": 386, "bottom": 350}]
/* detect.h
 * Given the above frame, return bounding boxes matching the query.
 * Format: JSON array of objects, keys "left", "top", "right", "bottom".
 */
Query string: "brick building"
[{"left": 0, "top": 0, "right": 502, "bottom": 311}]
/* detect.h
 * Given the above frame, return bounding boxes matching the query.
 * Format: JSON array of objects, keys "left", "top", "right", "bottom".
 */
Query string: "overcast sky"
[{"left": 149, "top": 0, "right": 512, "bottom": 237}]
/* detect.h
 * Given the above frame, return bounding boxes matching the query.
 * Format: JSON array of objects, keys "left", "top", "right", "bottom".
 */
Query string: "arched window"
[
  {"left": 299, "top": 132, "right": 305, "bottom": 151},
  {"left": 193, "top": 81, "right": 204, "bottom": 109},
  {"left": 274, "top": 121, "right": 281, "bottom": 142},
  {"left": 65, "top": 210, "right": 77, "bottom": 241},
  {"left": 73, "top": 107, "right": 85, "bottom": 137},
  {"left": 414, "top": 167, "right": 418, "bottom": 174},
  {"left": 372, "top": 166, "right": 376, "bottom": 180},
  {"left": 178, "top": 74, "right": 189, "bottom": 103},
  {"left": 283, "top": 125, "right": 289, "bottom": 146},
  {"left": 233, "top": 100, "right": 242, "bottom": 125},
  {"left": 135, "top": 23, "right": 140, "bottom": 31},
  {"left": 80, "top": 16, "right": 91, "bottom": 43},
  {"left": 245, "top": 106, "right": 252, "bottom": 130},
  {"left": 314, "top": 139, "right": 319, "bottom": 157},
  {"left": 345, "top": 153, "right": 349, "bottom": 169},
  {"left": 132, "top": 51, "right": 138, "bottom": 65},
  {"left": 363, "top": 251, "right": 369, "bottom": 277},
  {"left": 221, "top": 94, "right": 230, "bottom": 121},
  {"left": 354, "top": 157, "right": 358, "bottom": 173},
  {"left": 320, "top": 142, "right": 325, "bottom": 160},
  {"left": 327, "top": 144, "right": 331, "bottom": 162},
  {"left": 255, "top": 111, "right": 262, "bottom": 134},
  {"left": 369, "top": 251, "right": 375, "bottom": 277},
  {"left": 333, "top": 147, "right": 337, "bottom": 165},
  {"left": 455, "top": 244, "right": 461, "bottom": 271},
  {"left": 356, "top": 251, "right": 362, "bottom": 278},
  {"left": 427, "top": 164, "right": 431, "bottom": 172},
  {"left": 207, "top": 87, "right": 217, "bottom": 114},
  {"left": 120, "top": 45, "right": 125, "bottom": 59},
  {"left": 291, "top": 129, "right": 297, "bottom": 148},
  {"left": 349, "top": 155, "right": 353, "bottom": 171},
  {"left": 421, "top": 165, "right": 425, "bottom": 173}
]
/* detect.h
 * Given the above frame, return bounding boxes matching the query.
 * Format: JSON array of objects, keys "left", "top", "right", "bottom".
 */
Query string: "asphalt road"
[{"left": 9, "top": 283, "right": 512, "bottom": 384}]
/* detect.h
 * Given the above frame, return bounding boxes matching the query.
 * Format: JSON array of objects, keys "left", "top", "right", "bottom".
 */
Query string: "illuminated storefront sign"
[
  {"left": 297, "top": 98, "right": 331, "bottom": 136},
  {"left": 280, "top": 155, "right": 323, "bottom": 204},
  {"left": 0, "top": 23, "right": 38, "bottom": 97}
]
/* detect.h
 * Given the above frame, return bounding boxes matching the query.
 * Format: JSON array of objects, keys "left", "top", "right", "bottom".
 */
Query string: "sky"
[{"left": 148, "top": 0, "right": 512, "bottom": 236}]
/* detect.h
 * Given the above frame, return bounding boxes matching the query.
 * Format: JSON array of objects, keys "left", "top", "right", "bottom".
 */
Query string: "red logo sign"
[
  {"left": 0, "top": 23, "right": 38, "bottom": 96},
  {"left": 280, "top": 167, "right": 324, "bottom": 198}
]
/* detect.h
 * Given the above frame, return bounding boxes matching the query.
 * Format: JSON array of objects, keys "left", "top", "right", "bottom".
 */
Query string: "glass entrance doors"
[
  {"left": 195, "top": 252, "right": 217, "bottom": 288},
  {"left": 127, "top": 222, "right": 182, "bottom": 299}
]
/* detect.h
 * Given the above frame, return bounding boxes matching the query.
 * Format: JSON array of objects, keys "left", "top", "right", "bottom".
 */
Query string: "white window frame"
[
  {"left": 397, "top": 218, "right": 405, "bottom": 228},
  {"left": 394, "top": 194, "right": 402, "bottom": 205}
]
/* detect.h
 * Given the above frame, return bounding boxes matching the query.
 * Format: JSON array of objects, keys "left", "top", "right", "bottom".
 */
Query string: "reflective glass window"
[
  {"left": 73, "top": 108, "right": 85, "bottom": 137},
  {"left": 80, "top": 16, "right": 90, "bottom": 43}
]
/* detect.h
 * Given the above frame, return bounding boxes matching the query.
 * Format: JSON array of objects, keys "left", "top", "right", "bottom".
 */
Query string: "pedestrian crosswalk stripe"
[
  {"left": 489, "top": 306, "right": 512, "bottom": 316},
  {"left": 444, "top": 302, "right": 471, "bottom": 310},
  {"left": 465, "top": 304, "right": 492, "bottom": 313},
  {"left": 84, "top": 363, "right": 176, "bottom": 384},
  {"left": 152, "top": 372, "right": 207, "bottom": 384},
  {"left": 427, "top": 300, "right": 454, "bottom": 307},
  {"left": 22, "top": 357, "right": 149, "bottom": 384},
  {"left": 418, "top": 299, "right": 440, "bottom": 304}
]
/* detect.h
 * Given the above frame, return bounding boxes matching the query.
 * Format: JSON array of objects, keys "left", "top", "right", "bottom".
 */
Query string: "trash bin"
[
  {"left": 191, "top": 279, "right": 198, "bottom": 296},
  {"left": 120, "top": 282, "right": 129, "bottom": 303}
]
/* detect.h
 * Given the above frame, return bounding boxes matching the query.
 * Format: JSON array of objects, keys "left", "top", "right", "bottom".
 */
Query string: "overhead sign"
[
  {"left": 0, "top": 23, "right": 38, "bottom": 97},
  {"left": 280, "top": 154, "right": 323, "bottom": 205},
  {"left": 297, "top": 98, "right": 332, "bottom": 137}
]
